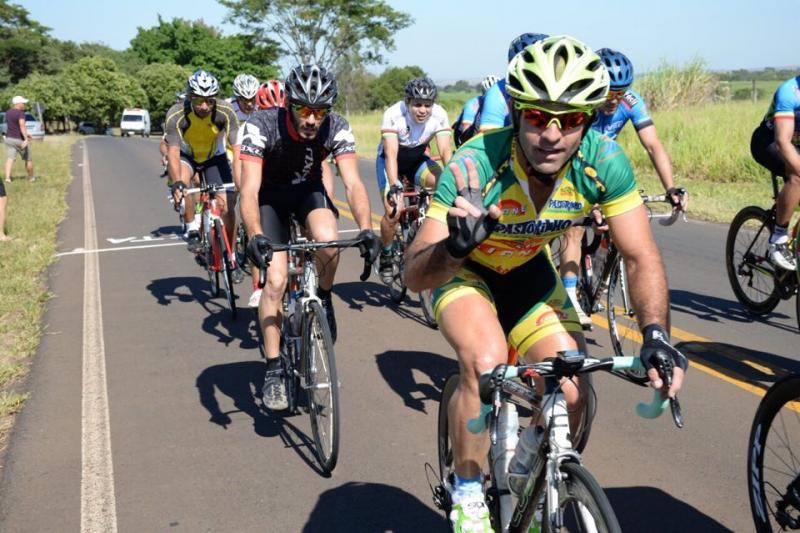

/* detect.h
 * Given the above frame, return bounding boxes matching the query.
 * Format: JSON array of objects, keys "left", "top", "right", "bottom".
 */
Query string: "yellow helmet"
[{"left": 506, "top": 35, "right": 609, "bottom": 111}]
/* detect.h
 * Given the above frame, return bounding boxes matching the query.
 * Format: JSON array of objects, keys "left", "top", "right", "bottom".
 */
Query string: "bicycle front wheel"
[
  {"left": 748, "top": 374, "right": 800, "bottom": 533},
  {"left": 437, "top": 373, "right": 459, "bottom": 516},
  {"left": 542, "top": 462, "right": 621, "bottom": 533},
  {"left": 606, "top": 259, "right": 648, "bottom": 385},
  {"left": 304, "top": 300, "right": 340, "bottom": 473},
  {"left": 206, "top": 224, "right": 221, "bottom": 298},
  {"left": 388, "top": 234, "right": 407, "bottom": 303},
  {"left": 726, "top": 206, "right": 780, "bottom": 314},
  {"left": 215, "top": 219, "right": 237, "bottom": 320}
]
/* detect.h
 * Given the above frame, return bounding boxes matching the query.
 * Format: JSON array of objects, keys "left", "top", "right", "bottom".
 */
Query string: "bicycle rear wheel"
[
  {"left": 206, "top": 224, "right": 221, "bottom": 298},
  {"left": 607, "top": 258, "right": 648, "bottom": 385},
  {"left": 388, "top": 233, "right": 407, "bottom": 303},
  {"left": 215, "top": 219, "right": 237, "bottom": 320},
  {"left": 304, "top": 300, "right": 340, "bottom": 473},
  {"left": 235, "top": 222, "right": 248, "bottom": 270},
  {"left": 542, "top": 462, "right": 621, "bottom": 533},
  {"left": 748, "top": 374, "right": 800, "bottom": 533},
  {"left": 726, "top": 206, "right": 781, "bottom": 314}
]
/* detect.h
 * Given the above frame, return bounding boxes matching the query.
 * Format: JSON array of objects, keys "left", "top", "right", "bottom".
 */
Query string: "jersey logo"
[
  {"left": 496, "top": 218, "right": 572, "bottom": 235},
  {"left": 241, "top": 123, "right": 265, "bottom": 148},
  {"left": 499, "top": 199, "right": 527, "bottom": 216},
  {"left": 332, "top": 126, "right": 356, "bottom": 153},
  {"left": 548, "top": 199, "right": 583, "bottom": 210},
  {"left": 293, "top": 146, "right": 315, "bottom": 184},
  {"left": 622, "top": 92, "right": 639, "bottom": 108}
]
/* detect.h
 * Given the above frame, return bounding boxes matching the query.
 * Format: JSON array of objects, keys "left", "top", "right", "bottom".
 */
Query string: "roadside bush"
[{"left": 635, "top": 58, "right": 718, "bottom": 111}]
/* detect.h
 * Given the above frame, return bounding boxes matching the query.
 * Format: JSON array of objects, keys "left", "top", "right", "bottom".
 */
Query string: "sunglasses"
[
  {"left": 291, "top": 104, "right": 328, "bottom": 120},
  {"left": 191, "top": 96, "right": 216, "bottom": 107},
  {"left": 607, "top": 89, "right": 627, "bottom": 100},
  {"left": 513, "top": 102, "right": 591, "bottom": 130}
]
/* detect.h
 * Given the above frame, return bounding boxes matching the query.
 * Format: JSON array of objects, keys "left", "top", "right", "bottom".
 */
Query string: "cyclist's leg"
[
  {"left": 375, "top": 154, "right": 397, "bottom": 247},
  {"left": 257, "top": 201, "right": 290, "bottom": 361},
  {"left": 301, "top": 180, "right": 340, "bottom": 292},
  {"left": 204, "top": 154, "right": 237, "bottom": 249},
  {"left": 435, "top": 268, "right": 507, "bottom": 480},
  {"left": 414, "top": 155, "right": 443, "bottom": 190},
  {"left": 178, "top": 154, "right": 197, "bottom": 227}
]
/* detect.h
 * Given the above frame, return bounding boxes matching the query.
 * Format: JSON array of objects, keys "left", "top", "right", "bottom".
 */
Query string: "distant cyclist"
[
  {"left": 477, "top": 33, "right": 550, "bottom": 133},
  {"left": 165, "top": 69, "right": 241, "bottom": 281},
  {"left": 558, "top": 47, "right": 686, "bottom": 327},
  {"left": 453, "top": 75, "right": 499, "bottom": 147},
  {"left": 239, "top": 64, "right": 380, "bottom": 410},
  {"left": 256, "top": 80, "right": 286, "bottom": 110},
  {"left": 751, "top": 75, "right": 800, "bottom": 271},
  {"left": 405, "top": 36, "right": 687, "bottom": 532},
  {"left": 229, "top": 74, "right": 260, "bottom": 122},
  {"left": 375, "top": 76, "right": 452, "bottom": 283}
]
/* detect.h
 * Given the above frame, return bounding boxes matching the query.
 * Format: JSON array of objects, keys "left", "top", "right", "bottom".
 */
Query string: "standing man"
[{"left": 4, "top": 95, "right": 36, "bottom": 184}]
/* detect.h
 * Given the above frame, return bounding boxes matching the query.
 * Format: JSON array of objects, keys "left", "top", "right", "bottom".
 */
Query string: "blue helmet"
[
  {"left": 507, "top": 33, "right": 549, "bottom": 62},
  {"left": 597, "top": 48, "right": 634, "bottom": 90}
]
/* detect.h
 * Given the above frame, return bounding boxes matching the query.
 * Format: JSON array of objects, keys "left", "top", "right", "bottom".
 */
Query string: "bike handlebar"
[
  {"left": 468, "top": 354, "right": 683, "bottom": 434},
  {"left": 255, "top": 236, "right": 373, "bottom": 289},
  {"left": 184, "top": 182, "right": 237, "bottom": 195},
  {"left": 641, "top": 189, "right": 688, "bottom": 227}
]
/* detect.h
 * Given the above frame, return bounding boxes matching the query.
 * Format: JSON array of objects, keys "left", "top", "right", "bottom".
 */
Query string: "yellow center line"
[{"left": 332, "top": 197, "right": 382, "bottom": 223}]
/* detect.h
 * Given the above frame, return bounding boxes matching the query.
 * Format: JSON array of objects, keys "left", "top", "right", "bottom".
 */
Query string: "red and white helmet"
[{"left": 256, "top": 80, "right": 286, "bottom": 109}]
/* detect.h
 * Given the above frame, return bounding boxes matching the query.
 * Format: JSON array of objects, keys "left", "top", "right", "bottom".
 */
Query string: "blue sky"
[{"left": 21, "top": 0, "right": 797, "bottom": 82}]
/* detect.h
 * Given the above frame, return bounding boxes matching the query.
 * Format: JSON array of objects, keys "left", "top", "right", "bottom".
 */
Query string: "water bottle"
[
  {"left": 507, "top": 425, "right": 544, "bottom": 496},
  {"left": 491, "top": 403, "right": 519, "bottom": 492}
]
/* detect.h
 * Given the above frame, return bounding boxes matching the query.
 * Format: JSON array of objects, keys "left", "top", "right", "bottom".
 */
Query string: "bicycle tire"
[
  {"left": 235, "top": 222, "right": 248, "bottom": 269},
  {"left": 304, "top": 299, "right": 340, "bottom": 473},
  {"left": 206, "top": 224, "right": 221, "bottom": 298},
  {"left": 607, "top": 259, "right": 648, "bottom": 385},
  {"left": 388, "top": 233, "right": 407, "bottom": 303},
  {"left": 747, "top": 374, "right": 800, "bottom": 533},
  {"left": 437, "top": 373, "right": 459, "bottom": 517},
  {"left": 540, "top": 462, "right": 621, "bottom": 533},
  {"left": 725, "top": 206, "right": 781, "bottom": 314},
  {"left": 419, "top": 289, "right": 438, "bottom": 329},
  {"left": 796, "top": 291, "right": 800, "bottom": 332},
  {"left": 215, "top": 219, "right": 237, "bottom": 320}
]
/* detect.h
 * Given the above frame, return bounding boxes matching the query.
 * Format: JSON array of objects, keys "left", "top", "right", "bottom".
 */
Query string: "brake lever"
[
  {"left": 489, "top": 388, "right": 501, "bottom": 446},
  {"left": 656, "top": 354, "right": 684, "bottom": 429}
]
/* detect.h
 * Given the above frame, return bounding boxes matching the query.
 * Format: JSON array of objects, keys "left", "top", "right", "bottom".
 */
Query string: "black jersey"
[{"left": 239, "top": 108, "right": 357, "bottom": 186}]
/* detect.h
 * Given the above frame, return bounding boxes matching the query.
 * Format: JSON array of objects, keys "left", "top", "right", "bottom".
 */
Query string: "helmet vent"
[
  {"left": 524, "top": 70, "right": 547, "bottom": 94},
  {"left": 553, "top": 46, "right": 569, "bottom": 80}
]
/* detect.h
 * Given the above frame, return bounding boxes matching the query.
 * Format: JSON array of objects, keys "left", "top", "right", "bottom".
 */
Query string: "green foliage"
[
  {"left": 0, "top": 72, "right": 75, "bottom": 123},
  {"left": 130, "top": 16, "right": 279, "bottom": 90},
  {"left": 136, "top": 63, "right": 191, "bottom": 127},
  {"left": 60, "top": 56, "right": 146, "bottom": 125},
  {"left": 733, "top": 87, "right": 766, "bottom": 101},
  {"left": 334, "top": 53, "right": 374, "bottom": 114},
  {"left": 367, "top": 65, "right": 425, "bottom": 110},
  {"left": 221, "top": 0, "right": 412, "bottom": 71},
  {"left": 0, "top": 0, "right": 55, "bottom": 86},
  {"left": 719, "top": 67, "right": 799, "bottom": 82},
  {"left": 635, "top": 58, "right": 718, "bottom": 111}
]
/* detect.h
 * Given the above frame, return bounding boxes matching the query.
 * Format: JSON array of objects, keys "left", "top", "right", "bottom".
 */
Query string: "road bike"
[
  {"left": 726, "top": 174, "right": 799, "bottom": 330},
  {"left": 747, "top": 373, "right": 800, "bottom": 532},
  {"left": 255, "top": 220, "right": 372, "bottom": 473},
  {"left": 182, "top": 178, "right": 239, "bottom": 319},
  {"left": 434, "top": 351, "right": 683, "bottom": 533},
  {"left": 550, "top": 190, "right": 685, "bottom": 383},
  {"left": 381, "top": 182, "right": 437, "bottom": 328}
]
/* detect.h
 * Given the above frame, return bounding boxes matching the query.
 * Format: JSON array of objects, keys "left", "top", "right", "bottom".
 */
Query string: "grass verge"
[{"left": 0, "top": 134, "right": 76, "bottom": 445}]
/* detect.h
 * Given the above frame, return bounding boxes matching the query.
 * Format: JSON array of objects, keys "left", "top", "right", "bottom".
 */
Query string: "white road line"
[{"left": 80, "top": 142, "right": 118, "bottom": 532}]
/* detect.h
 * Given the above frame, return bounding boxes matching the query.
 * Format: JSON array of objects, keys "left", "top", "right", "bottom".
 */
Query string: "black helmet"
[
  {"left": 404, "top": 77, "right": 437, "bottom": 101},
  {"left": 285, "top": 64, "right": 337, "bottom": 107}
]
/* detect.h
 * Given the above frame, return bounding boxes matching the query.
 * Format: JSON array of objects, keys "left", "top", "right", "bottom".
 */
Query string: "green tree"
[
  {"left": 61, "top": 56, "right": 147, "bottom": 126},
  {"left": 368, "top": 65, "right": 425, "bottom": 110},
  {"left": 0, "top": 0, "right": 54, "bottom": 86},
  {"left": 334, "top": 52, "right": 373, "bottom": 115},
  {"left": 0, "top": 72, "right": 77, "bottom": 130},
  {"left": 130, "top": 16, "right": 279, "bottom": 90},
  {"left": 220, "top": 0, "right": 412, "bottom": 71},
  {"left": 137, "top": 63, "right": 191, "bottom": 127}
]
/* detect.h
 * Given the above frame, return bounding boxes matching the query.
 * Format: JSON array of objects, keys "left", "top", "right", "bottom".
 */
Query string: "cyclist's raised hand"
[
  {"left": 246, "top": 234, "right": 273, "bottom": 269},
  {"left": 445, "top": 158, "right": 501, "bottom": 258},
  {"left": 667, "top": 187, "right": 688, "bottom": 211},
  {"left": 639, "top": 324, "right": 687, "bottom": 398}
]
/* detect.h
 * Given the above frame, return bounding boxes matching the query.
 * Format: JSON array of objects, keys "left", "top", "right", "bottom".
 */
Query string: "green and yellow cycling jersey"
[{"left": 427, "top": 127, "right": 642, "bottom": 274}]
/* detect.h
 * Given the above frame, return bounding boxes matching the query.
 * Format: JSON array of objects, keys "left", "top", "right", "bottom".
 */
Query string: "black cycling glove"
[
  {"left": 639, "top": 324, "right": 688, "bottom": 379},
  {"left": 357, "top": 229, "right": 381, "bottom": 266},
  {"left": 246, "top": 234, "right": 272, "bottom": 269},
  {"left": 666, "top": 187, "right": 687, "bottom": 208},
  {"left": 445, "top": 183, "right": 498, "bottom": 259}
]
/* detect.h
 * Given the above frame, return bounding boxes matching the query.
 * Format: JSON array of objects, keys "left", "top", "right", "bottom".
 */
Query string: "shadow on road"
[
  {"left": 303, "top": 481, "right": 444, "bottom": 532},
  {"left": 607, "top": 486, "right": 733, "bottom": 532},
  {"left": 195, "top": 360, "right": 327, "bottom": 477},
  {"left": 670, "top": 288, "right": 795, "bottom": 334},
  {"left": 375, "top": 350, "right": 457, "bottom": 414},
  {"left": 146, "top": 276, "right": 259, "bottom": 349},
  {"left": 678, "top": 340, "right": 800, "bottom": 387},
  {"left": 150, "top": 225, "right": 182, "bottom": 238},
  {"left": 334, "top": 281, "right": 435, "bottom": 328}
]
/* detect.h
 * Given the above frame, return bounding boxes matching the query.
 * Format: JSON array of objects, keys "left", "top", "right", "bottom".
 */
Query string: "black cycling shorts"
[
  {"left": 180, "top": 153, "right": 233, "bottom": 187},
  {"left": 751, "top": 122, "right": 795, "bottom": 179},
  {"left": 258, "top": 179, "right": 339, "bottom": 244}
]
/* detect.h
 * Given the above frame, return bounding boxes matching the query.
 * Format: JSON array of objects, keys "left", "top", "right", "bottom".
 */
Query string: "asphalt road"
[{"left": 0, "top": 136, "right": 797, "bottom": 532}]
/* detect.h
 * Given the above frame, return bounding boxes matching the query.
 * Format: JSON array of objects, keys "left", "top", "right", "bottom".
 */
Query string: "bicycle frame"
[{"left": 185, "top": 180, "right": 237, "bottom": 273}]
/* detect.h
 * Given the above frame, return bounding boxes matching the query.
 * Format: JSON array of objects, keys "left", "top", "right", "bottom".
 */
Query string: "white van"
[{"left": 120, "top": 108, "right": 151, "bottom": 137}]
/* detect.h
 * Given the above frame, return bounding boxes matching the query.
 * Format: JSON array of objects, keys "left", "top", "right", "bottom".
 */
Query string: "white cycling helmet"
[
  {"left": 481, "top": 74, "right": 499, "bottom": 94},
  {"left": 187, "top": 69, "right": 219, "bottom": 97},
  {"left": 233, "top": 73, "right": 260, "bottom": 99}
]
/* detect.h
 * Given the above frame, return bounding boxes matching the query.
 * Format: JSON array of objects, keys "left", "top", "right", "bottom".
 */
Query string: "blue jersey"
[
  {"left": 459, "top": 95, "right": 482, "bottom": 125},
  {"left": 479, "top": 79, "right": 512, "bottom": 130},
  {"left": 762, "top": 76, "right": 800, "bottom": 146},
  {"left": 590, "top": 89, "right": 653, "bottom": 140}
]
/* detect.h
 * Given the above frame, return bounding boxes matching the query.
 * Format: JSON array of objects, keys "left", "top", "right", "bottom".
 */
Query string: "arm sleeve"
[
  {"left": 435, "top": 105, "right": 451, "bottom": 135},
  {"left": 329, "top": 116, "right": 357, "bottom": 160},
  {"left": 239, "top": 116, "right": 266, "bottom": 161},
  {"left": 223, "top": 106, "right": 241, "bottom": 147},
  {"left": 164, "top": 106, "right": 182, "bottom": 146},
  {"left": 460, "top": 96, "right": 481, "bottom": 125},
  {"left": 626, "top": 92, "right": 654, "bottom": 130},
  {"left": 380, "top": 106, "right": 398, "bottom": 136},
  {"left": 595, "top": 139, "right": 643, "bottom": 218},
  {"left": 774, "top": 80, "right": 800, "bottom": 118}
]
